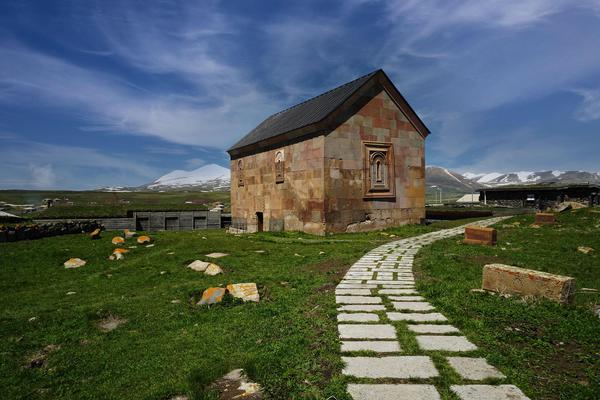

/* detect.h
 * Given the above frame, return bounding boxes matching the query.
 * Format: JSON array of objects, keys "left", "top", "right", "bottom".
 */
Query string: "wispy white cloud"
[{"left": 572, "top": 88, "right": 600, "bottom": 121}]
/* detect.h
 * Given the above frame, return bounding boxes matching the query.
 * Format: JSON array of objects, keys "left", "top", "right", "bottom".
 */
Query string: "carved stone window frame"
[
  {"left": 275, "top": 150, "right": 285, "bottom": 183},
  {"left": 363, "top": 142, "right": 395, "bottom": 199},
  {"left": 237, "top": 159, "right": 244, "bottom": 187}
]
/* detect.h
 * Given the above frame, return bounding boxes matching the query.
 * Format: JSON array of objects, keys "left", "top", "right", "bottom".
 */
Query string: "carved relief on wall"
[
  {"left": 237, "top": 159, "right": 244, "bottom": 187},
  {"left": 363, "top": 142, "right": 395, "bottom": 198},
  {"left": 275, "top": 150, "right": 285, "bottom": 183}
]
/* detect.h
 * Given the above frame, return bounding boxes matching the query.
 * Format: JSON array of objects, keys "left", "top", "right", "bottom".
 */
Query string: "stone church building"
[{"left": 227, "top": 69, "right": 430, "bottom": 235}]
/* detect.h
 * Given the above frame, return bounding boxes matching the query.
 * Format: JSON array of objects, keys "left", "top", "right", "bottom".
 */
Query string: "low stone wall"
[
  {"left": 482, "top": 263, "right": 576, "bottom": 304},
  {"left": 0, "top": 221, "right": 102, "bottom": 243}
]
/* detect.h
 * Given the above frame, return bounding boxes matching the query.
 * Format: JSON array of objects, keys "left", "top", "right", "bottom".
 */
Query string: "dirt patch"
[
  {"left": 307, "top": 258, "right": 348, "bottom": 282},
  {"left": 97, "top": 315, "right": 127, "bottom": 332},
  {"left": 25, "top": 344, "right": 60, "bottom": 369},
  {"left": 208, "top": 369, "right": 262, "bottom": 400}
]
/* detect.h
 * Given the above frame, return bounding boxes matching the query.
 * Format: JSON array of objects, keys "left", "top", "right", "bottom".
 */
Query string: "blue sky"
[{"left": 1, "top": 0, "right": 600, "bottom": 189}]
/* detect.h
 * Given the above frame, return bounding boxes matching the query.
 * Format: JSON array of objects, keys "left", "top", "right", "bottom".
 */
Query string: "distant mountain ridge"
[
  {"left": 141, "top": 164, "right": 230, "bottom": 191},
  {"left": 426, "top": 166, "right": 600, "bottom": 194}
]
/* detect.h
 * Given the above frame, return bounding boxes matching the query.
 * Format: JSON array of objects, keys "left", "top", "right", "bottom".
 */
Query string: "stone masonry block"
[
  {"left": 535, "top": 213, "right": 556, "bottom": 224},
  {"left": 482, "top": 264, "right": 575, "bottom": 304},
  {"left": 464, "top": 226, "right": 497, "bottom": 246}
]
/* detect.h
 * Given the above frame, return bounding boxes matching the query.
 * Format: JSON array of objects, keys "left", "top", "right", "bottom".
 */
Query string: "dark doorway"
[
  {"left": 165, "top": 217, "right": 178, "bottom": 231},
  {"left": 256, "top": 212, "right": 264, "bottom": 232},
  {"left": 136, "top": 217, "right": 149, "bottom": 231}
]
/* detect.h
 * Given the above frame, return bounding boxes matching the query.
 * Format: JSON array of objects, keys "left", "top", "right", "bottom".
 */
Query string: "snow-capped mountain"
[
  {"left": 427, "top": 167, "right": 600, "bottom": 194},
  {"left": 143, "top": 164, "right": 230, "bottom": 191}
]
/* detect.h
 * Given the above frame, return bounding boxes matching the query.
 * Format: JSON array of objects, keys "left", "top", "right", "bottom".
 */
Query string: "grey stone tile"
[
  {"left": 335, "top": 289, "right": 372, "bottom": 295},
  {"left": 451, "top": 385, "right": 530, "bottom": 400},
  {"left": 380, "top": 289, "right": 419, "bottom": 295},
  {"left": 392, "top": 302, "right": 436, "bottom": 311},
  {"left": 447, "top": 357, "right": 506, "bottom": 380},
  {"left": 336, "top": 296, "right": 382, "bottom": 304},
  {"left": 338, "top": 324, "right": 397, "bottom": 339},
  {"left": 341, "top": 341, "right": 400, "bottom": 353},
  {"left": 347, "top": 384, "right": 440, "bottom": 400},
  {"left": 407, "top": 324, "right": 460, "bottom": 334},
  {"left": 416, "top": 335, "right": 478, "bottom": 351},
  {"left": 342, "top": 356, "right": 438, "bottom": 378},
  {"left": 337, "top": 313, "right": 380, "bottom": 322},
  {"left": 387, "top": 312, "right": 448, "bottom": 322},
  {"left": 389, "top": 295, "right": 425, "bottom": 301},
  {"left": 338, "top": 304, "right": 386, "bottom": 312}
]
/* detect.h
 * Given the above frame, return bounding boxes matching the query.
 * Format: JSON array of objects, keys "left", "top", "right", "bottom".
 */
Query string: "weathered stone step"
[
  {"left": 347, "top": 384, "right": 440, "bottom": 400},
  {"left": 342, "top": 356, "right": 438, "bottom": 378}
]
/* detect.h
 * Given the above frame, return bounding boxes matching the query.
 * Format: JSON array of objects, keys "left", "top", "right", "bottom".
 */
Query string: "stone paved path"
[{"left": 336, "top": 217, "right": 532, "bottom": 400}]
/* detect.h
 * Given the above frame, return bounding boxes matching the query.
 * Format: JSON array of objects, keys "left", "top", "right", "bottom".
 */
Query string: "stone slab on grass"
[
  {"left": 342, "top": 356, "right": 438, "bottom": 378},
  {"left": 451, "top": 385, "right": 530, "bottom": 400},
  {"left": 341, "top": 341, "right": 400, "bottom": 353},
  {"left": 408, "top": 324, "right": 460, "bottom": 334},
  {"left": 337, "top": 313, "right": 379, "bottom": 322},
  {"left": 482, "top": 264, "right": 576, "bottom": 304},
  {"left": 205, "top": 252, "right": 229, "bottom": 258},
  {"left": 380, "top": 288, "right": 418, "bottom": 294},
  {"left": 338, "top": 324, "right": 396, "bottom": 339},
  {"left": 336, "top": 284, "right": 377, "bottom": 289},
  {"left": 338, "top": 304, "right": 386, "bottom": 312},
  {"left": 335, "top": 289, "right": 372, "bottom": 296},
  {"left": 416, "top": 335, "right": 478, "bottom": 352},
  {"left": 447, "top": 357, "right": 506, "bottom": 380},
  {"left": 336, "top": 296, "right": 382, "bottom": 304},
  {"left": 389, "top": 295, "right": 425, "bottom": 301},
  {"left": 387, "top": 312, "right": 448, "bottom": 322},
  {"left": 392, "top": 302, "right": 435, "bottom": 311},
  {"left": 347, "top": 384, "right": 440, "bottom": 400}
]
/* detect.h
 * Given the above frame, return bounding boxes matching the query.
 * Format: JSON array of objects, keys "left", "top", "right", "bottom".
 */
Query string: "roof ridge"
[{"left": 266, "top": 69, "right": 381, "bottom": 119}]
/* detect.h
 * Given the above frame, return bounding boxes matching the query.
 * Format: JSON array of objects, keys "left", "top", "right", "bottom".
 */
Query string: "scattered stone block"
[
  {"left": 341, "top": 341, "right": 400, "bottom": 353},
  {"left": 338, "top": 324, "right": 396, "bottom": 339},
  {"left": 226, "top": 283, "right": 259, "bottom": 302},
  {"left": 482, "top": 264, "right": 576, "bottom": 304},
  {"left": 392, "top": 301, "right": 435, "bottom": 311},
  {"left": 113, "top": 248, "right": 129, "bottom": 254},
  {"left": 387, "top": 312, "right": 447, "bottom": 322},
  {"left": 336, "top": 296, "right": 382, "bottom": 304},
  {"left": 64, "top": 258, "right": 86, "bottom": 269},
  {"left": 187, "top": 260, "right": 210, "bottom": 272},
  {"left": 342, "top": 356, "right": 439, "bottom": 378},
  {"left": 447, "top": 357, "right": 505, "bottom": 380},
  {"left": 408, "top": 324, "right": 460, "bottom": 334},
  {"left": 124, "top": 229, "right": 137, "bottom": 239},
  {"left": 206, "top": 252, "right": 228, "bottom": 258},
  {"left": 111, "top": 236, "right": 125, "bottom": 245},
  {"left": 416, "top": 335, "right": 478, "bottom": 351},
  {"left": 347, "top": 384, "right": 440, "bottom": 400},
  {"left": 204, "top": 263, "right": 223, "bottom": 276},
  {"left": 577, "top": 246, "right": 593, "bottom": 254},
  {"left": 198, "top": 287, "right": 226, "bottom": 305},
  {"left": 535, "top": 213, "right": 555, "bottom": 225},
  {"left": 464, "top": 226, "right": 497, "bottom": 246},
  {"left": 137, "top": 235, "right": 151, "bottom": 244},
  {"left": 90, "top": 228, "right": 101, "bottom": 239},
  {"left": 337, "top": 313, "right": 379, "bottom": 322},
  {"left": 97, "top": 315, "right": 127, "bottom": 332},
  {"left": 451, "top": 385, "right": 530, "bottom": 400},
  {"left": 337, "top": 304, "right": 386, "bottom": 312}
]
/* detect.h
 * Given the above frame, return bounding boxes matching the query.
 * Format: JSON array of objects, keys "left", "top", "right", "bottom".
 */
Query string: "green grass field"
[
  {"left": 415, "top": 208, "right": 600, "bottom": 399},
  {"left": 0, "top": 220, "right": 476, "bottom": 400},
  {"left": 0, "top": 190, "right": 230, "bottom": 218}
]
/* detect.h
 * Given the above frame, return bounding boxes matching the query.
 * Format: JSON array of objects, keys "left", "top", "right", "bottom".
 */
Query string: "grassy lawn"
[
  {"left": 0, "top": 190, "right": 231, "bottom": 218},
  {"left": 415, "top": 208, "right": 600, "bottom": 399},
  {"left": 0, "top": 219, "right": 476, "bottom": 400}
]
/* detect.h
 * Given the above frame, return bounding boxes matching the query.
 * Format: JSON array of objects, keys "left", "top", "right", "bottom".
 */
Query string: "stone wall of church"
[
  {"left": 323, "top": 89, "right": 426, "bottom": 232},
  {"left": 230, "top": 135, "right": 326, "bottom": 235}
]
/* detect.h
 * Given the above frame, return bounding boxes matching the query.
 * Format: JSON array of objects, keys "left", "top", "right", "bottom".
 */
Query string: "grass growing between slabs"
[
  {"left": 414, "top": 208, "right": 600, "bottom": 400},
  {"left": 0, "top": 218, "right": 477, "bottom": 399}
]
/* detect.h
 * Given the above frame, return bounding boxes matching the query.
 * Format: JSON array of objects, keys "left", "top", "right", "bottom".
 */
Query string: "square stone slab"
[
  {"left": 408, "top": 324, "right": 460, "bottom": 334},
  {"left": 342, "top": 356, "right": 439, "bottom": 378},
  {"left": 337, "top": 313, "right": 380, "bottom": 322},
  {"left": 341, "top": 341, "right": 400, "bottom": 353},
  {"left": 347, "top": 384, "right": 440, "bottom": 400},
  {"left": 336, "top": 296, "right": 382, "bottom": 304},
  {"left": 387, "top": 312, "right": 448, "bottom": 322},
  {"left": 416, "top": 335, "right": 478, "bottom": 351},
  {"left": 451, "top": 385, "right": 530, "bottom": 400},
  {"left": 338, "top": 324, "right": 396, "bottom": 339},
  {"left": 447, "top": 357, "right": 506, "bottom": 380},
  {"left": 389, "top": 295, "right": 425, "bottom": 301},
  {"left": 205, "top": 252, "right": 228, "bottom": 258},
  {"left": 336, "top": 289, "right": 372, "bottom": 296},
  {"left": 338, "top": 304, "right": 386, "bottom": 312},
  {"left": 337, "top": 284, "right": 377, "bottom": 289},
  {"left": 392, "top": 302, "right": 436, "bottom": 311}
]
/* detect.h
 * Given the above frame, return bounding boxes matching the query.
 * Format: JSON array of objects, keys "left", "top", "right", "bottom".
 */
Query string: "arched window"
[
  {"left": 237, "top": 159, "right": 244, "bottom": 187},
  {"left": 364, "top": 142, "right": 395, "bottom": 198},
  {"left": 275, "top": 151, "right": 285, "bottom": 183}
]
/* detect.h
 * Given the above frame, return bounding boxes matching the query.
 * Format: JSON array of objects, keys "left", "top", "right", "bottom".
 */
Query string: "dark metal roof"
[
  {"left": 228, "top": 70, "right": 380, "bottom": 152},
  {"left": 478, "top": 183, "right": 600, "bottom": 192}
]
